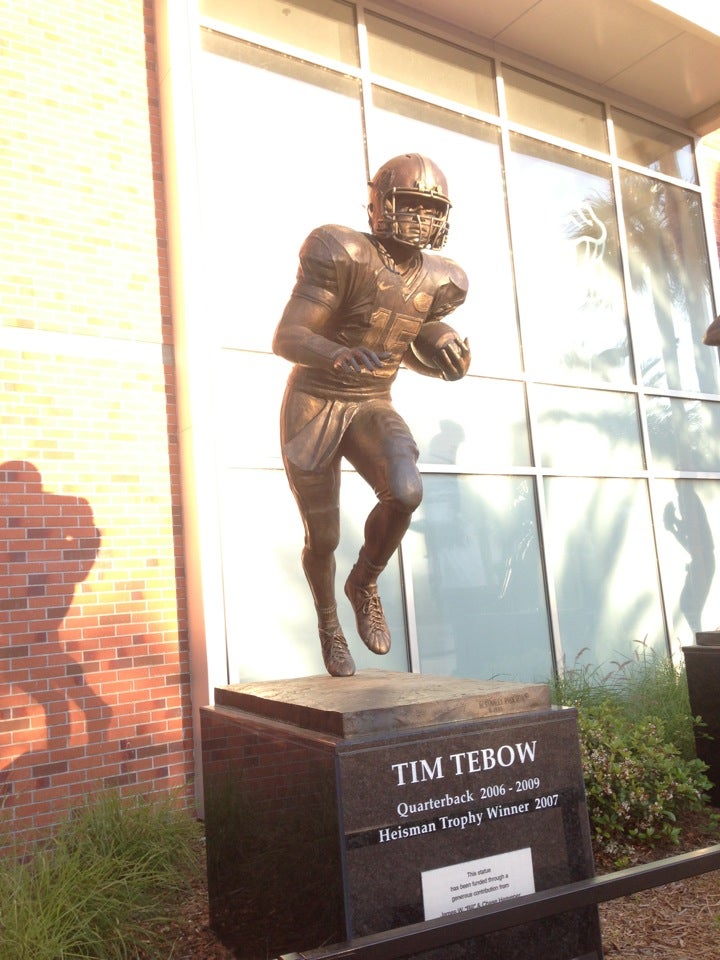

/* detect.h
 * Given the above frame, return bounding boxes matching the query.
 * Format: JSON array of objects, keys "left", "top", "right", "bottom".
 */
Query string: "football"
[{"left": 410, "top": 320, "right": 458, "bottom": 368}]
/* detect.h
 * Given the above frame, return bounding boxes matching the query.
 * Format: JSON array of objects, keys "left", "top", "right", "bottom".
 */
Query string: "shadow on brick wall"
[{"left": 0, "top": 461, "right": 112, "bottom": 809}]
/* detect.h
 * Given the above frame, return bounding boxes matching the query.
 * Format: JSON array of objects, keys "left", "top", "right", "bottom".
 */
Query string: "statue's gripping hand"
[
  {"left": 331, "top": 346, "right": 391, "bottom": 374},
  {"left": 435, "top": 334, "right": 471, "bottom": 381},
  {"left": 411, "top": 320, "right": 471, "bottom": 381}
]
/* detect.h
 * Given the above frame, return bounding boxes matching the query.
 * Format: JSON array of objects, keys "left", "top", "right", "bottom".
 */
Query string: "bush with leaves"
[{"left": 578, "top": 701, "right": 712, "bottom": 864}]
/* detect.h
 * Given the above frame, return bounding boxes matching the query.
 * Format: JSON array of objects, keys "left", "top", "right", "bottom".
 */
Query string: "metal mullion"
[
  {"left": 523, "top": 381, "right": 565, "bottom": 678},
  {"left": 417, "top": 464, "right": 539, "bottom": 478},
  {"left": 497, "top": 60, "right": 565, "bottom": 679},
  {"left": 615, "top": 156, "right": 703, "bottom": 193},
  {"left": 608, "top": 115, "right": 675, "bottom": 657},
  {"left": 354, "top": 4, "right": 377, "bottom": 184},
  {"left": 367, "top": 75, "right": 501, "bottom": 128},
  {"left": 199, "top": 17, "right": 363, "bottom": 78},
  {"left": 504, "top": 119, "right": 613, "bottom": 167},
  {"left": 528, "top": 374, "right": 640, "bottom": 395},
  {"left": 397, "top": 540, "right": 421, "bottom": 674},
  {"left": 643, "top": 384, "right": 720, "bottom": 402},
  {"left": 607, "top": 120, "right": 645, "bottom": 426}
]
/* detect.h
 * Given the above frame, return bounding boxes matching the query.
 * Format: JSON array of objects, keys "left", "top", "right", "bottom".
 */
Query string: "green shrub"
[
  {"left": 612, "top": 647, "right": 699, "bottom": 761},
  {"left": 550, "top": 657, "right": 617, "bottom": 710},
  {"left": 552, "top": 644, "right": 701, "bottom": 760},
  {"left": 0, "top": 791, "right": 201, "bottom": 960},
  {"left": 578, "top": 701, "right": 712, "bottom": 864}
]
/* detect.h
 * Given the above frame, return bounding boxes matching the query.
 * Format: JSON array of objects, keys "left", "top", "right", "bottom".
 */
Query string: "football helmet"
[{"left": 368, "top": 154, "right": 451, "bottom": 250}]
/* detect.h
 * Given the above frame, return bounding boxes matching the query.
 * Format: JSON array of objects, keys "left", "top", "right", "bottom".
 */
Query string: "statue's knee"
[
  {"left": 406, "top": 484, "right": 424, "bottom": 514},
  {"left": 305, "top": 520, "right": 340, "bottom": 556},
  {"left": 393, "top": 475, "right": 423, "bottom": 514}
]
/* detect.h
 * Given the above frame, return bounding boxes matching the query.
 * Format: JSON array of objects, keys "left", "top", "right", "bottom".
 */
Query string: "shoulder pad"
[
  {"left": 423, "top": 254, "right": 469, "bottom": 319},
  {"left": 437, "top": 255, "right": 469, "bottom": 297},
  {"left": 301, "top": 224, "right": 368, "bottom": 258},
  {"left": 293, "top": 224, "right": 372, "bottom": 306}
]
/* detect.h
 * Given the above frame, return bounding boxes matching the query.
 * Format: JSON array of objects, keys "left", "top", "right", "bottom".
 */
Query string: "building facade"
[
  {"left": 3, "top": 0, "right": 720, "bottom": 841},
  {"left": 1, "top": 1, "right": 194, "bottom": 842}
]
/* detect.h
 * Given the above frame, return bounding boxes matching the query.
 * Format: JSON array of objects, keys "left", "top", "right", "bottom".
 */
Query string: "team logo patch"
[{"left": 413, "top": 292, "right": 433, "bottom": 313}]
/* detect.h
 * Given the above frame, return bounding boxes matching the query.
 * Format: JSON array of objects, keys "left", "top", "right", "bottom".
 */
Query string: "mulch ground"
[
  {"left": 162, "top": 813, "right": 720, "bottom": 959},
  {"left": 599, "top": 871, "right": 720, "bottom": 959},
  {"left": 595, "top": 808, "right": 720, "bottom": 960}
]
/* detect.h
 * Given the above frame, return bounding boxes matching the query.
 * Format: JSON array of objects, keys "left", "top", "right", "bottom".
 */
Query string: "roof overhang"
[{"left": 384, "top": 0, "right": 720, "bottom": 135}]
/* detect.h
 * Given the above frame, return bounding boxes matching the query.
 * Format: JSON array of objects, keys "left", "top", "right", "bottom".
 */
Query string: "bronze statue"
[
  {"left": 273, "top": 154, "right": 471, "bottom": 677},
  {"left": 704, "top": 316, "right": 720, "bottom": 345}
]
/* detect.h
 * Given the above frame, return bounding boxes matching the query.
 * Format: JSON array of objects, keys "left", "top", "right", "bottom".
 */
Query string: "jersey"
[{"left": 287, "top": 224, "right": 468, "bottom": 402}]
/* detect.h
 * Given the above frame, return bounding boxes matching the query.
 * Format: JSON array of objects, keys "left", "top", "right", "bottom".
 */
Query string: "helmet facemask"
[
  {"left": 382, "top": 190, "right": 450, "bottom": 250},
  {"left": 368, "top": 154, "right": 452, "bottom": 250}
]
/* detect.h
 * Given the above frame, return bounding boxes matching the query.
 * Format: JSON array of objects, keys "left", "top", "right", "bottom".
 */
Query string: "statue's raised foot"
[{"left": 344, "top": 572, "right": 391, "bottom": 655}]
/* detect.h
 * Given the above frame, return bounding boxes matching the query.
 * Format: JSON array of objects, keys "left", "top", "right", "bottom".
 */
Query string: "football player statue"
[{"left": 273, "top": 153, "right": 471, "bottom": 678}]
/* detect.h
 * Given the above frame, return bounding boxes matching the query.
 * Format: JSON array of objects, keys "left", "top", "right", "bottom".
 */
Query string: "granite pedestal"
[
  {"left": 201, "top": 670, "right": 603, "bottom": 960},
  {"left": 684, "top": 633, "right": 720, "bottom": 806}
]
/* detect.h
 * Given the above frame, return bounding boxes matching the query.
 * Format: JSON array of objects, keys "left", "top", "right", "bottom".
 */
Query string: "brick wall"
[{"left": 0, "top": 0, "right": 194, "bottom": 846}]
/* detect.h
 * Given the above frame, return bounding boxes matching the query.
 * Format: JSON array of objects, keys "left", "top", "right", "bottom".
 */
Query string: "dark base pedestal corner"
[
  {"left": 684, "top": 633, "right": 720, "bottom": 807},
  {"left": 201, "top": 670, "right": 604, "bottom": 960}
]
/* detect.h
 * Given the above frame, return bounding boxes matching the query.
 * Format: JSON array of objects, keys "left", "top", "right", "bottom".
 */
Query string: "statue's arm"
[
  {"left": 272, "top": 296, "right": 387, "bottom": 374},
  {"left": 272, "top": 296, "right": 341, "bottom": 370}
]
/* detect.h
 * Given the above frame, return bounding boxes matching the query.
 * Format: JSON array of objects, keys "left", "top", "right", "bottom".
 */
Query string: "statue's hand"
[
  {"left": 436, "top": 337, "right": 471, "bottom": 381},
  {"left": 332, "top": 346, "right": 390, "bottom": 374}
]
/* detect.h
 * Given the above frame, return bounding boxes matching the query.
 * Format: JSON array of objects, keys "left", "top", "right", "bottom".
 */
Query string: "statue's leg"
[
  {"left": 283, "top": 456, "right": 355, "bottom": 677},
  {"left": 342, "top": 403, "right": 423, "bottom": 654}
]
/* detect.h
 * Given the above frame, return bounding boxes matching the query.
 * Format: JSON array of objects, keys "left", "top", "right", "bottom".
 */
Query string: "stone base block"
[{"left": 201, "top": 670, "right": 603, "bottom": 960}]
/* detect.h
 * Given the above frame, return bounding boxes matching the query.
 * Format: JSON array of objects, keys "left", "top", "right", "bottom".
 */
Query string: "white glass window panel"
[
  {"left": 222, "top": 469, "right": 409, "bottom": 683},
  {"left": 197, "top": 35, "right": 367, "bottom": 353},
  {"left": 533, "top": 384, "right": 643, "bottom": 472},
  {"left": 404, "top": 475, "right": 552, "bottom": 682},
  {"left": 504, "top": 67, "right": 607, "bottom": 153},
  {"left": 365, "top": 13, "right": 496, "bottom": 113},
  {"left": 370, "top": 88, "right": 520, "bottom": 374},
  {"left": 620, "top": 171, "right": 720, "bottom": 394},
  {"left": 508, "top": 135, "right": 631, "bottom": 385},
  {"left": 200, "top": 0, "right": 359, "bottom": 65},
  {"left": 544, "top": 477, "right": 666, "bottom": 668},
  {"left": 654, "top": 479, "right": 720, "bottom": 646},
  {"left": 612, "top": 109, "right": 697, "bottom": 184},
  {"left": 393, "top": 370, "right": 531, "bottom": 469},
  {"left": 646, "top": 397, "right": 720, "bottom": 472},
  {"left": 215, "top": 350, "right": 289, "bottom": 467}
]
